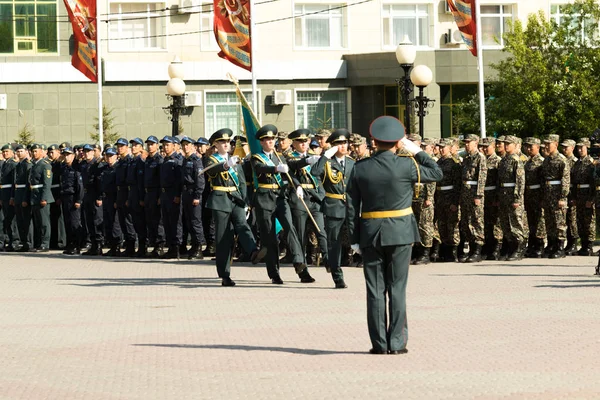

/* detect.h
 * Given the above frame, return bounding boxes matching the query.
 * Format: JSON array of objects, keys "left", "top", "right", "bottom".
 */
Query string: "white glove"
[
  {"left": 226, "top": 155, "right": 240, "bottom": 168},
  {"left": 275, "top": 164, "right": 289, "bottom": 174},
  {"left": 296, "top": 186, "right": 304, "bottom": 199},
  {"left": 306, "top": 155, "right": 320, "bottom": 165},
  {"left": 401, "top": 138, "right": 423, "bottom": 155},
  {"left": 324, "top": 146, "right": 339, "bottom": 159},
  {"left": 351, "top": 243, "right": 361, "bottom": 255}
]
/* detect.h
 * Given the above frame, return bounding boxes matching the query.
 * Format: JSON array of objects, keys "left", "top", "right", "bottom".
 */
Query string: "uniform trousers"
[
  {"left": 31, "top": 203, "right": 51, "bottom": 249},
  {"left": 102, "top": 194, "right": 122, "bottom": 246},
  {"left": 324, "top": 216, "right": 346, "bottom": 283},
  {"left": 182, "top": 191, "right": 204, "bottom": 246},
  {"left": 84, "top": 196, "right": 104, "bottom": 244},
  {"left": 160, "top": 190, "right": 182, "bottom": 247},
  {"left": 15, "top": 202, "right": 32, "bottom": 249},
  {"left": 291, "top": 199, "right": 328, "bottom": 265},
  {"left": 2, "top": 202, "right": 19, "bottom": 248},
  {"left": 213, "top": 206, "right": 257, "bottom": 279},
  {"left": 61, "top": 194, "right": 83, "bottom": 248},
  {"left": 144, "top": 190, "right": 164, "bottom": 247}
]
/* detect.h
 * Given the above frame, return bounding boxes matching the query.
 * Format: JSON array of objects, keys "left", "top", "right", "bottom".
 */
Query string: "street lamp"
[
  {"left": 163, "top": 56, "right": 188, "bottom": 137},
  {"left": 410, "top": 64, "right": 435, "bottom": 139},
  {"left": 395, "top": 35, "right": 416, "bottom": 134}
]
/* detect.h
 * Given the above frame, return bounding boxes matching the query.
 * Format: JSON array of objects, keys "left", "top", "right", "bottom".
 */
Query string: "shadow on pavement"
[{"left": 133, "top": 343, "right": 364, "bottom": 355}]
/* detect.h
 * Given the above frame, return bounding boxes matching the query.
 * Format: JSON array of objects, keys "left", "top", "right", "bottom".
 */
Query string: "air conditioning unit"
[
  {"left": 446, "top": 29, "right": 463, "bottom": 45},
  {"left": 271, "top": 90, "right": 292, "bottom": 106},
  {"left": 178, "top": 0, "right": 199, "bottom": 14},
  {"left": 444, "top": 0, "right": 453, "bottom": 14},
  {"left": 185, "top": 91, "right": 202, "bottom": 107}
]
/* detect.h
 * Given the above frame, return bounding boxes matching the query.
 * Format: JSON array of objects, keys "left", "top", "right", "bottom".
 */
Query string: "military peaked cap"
[{"left": 369, "top": 116, "right": 405, "bottom": 142}]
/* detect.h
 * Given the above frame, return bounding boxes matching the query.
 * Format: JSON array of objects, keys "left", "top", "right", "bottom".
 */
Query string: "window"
[
  {"left": 0, "top": 0, "right": 58, "bottom": 54},
  {"left": 108, "top": 2, "right": 166, "bottom": 51},
  {"left": 440, "top": 84, "right": 477, "bottom": 138},
  {"left": 294, "top": 3, "right": 345, "bottom": 49},
  {"left": 550, "top": 3, "right": 596, "bottom": 43},
  {"left": 480, "top": 5, "right": 513, "bottom": 48},
  {"left": 382, "top": 3, "right": 429, "bottom": 47},
  {"left": 295, "top": 90, "right": 348, "bottom": 133},
  {"left": 205, "top": 91, "right": 258, "bottom": 137},
  {"left": 200, "top": 2, "right": 218, "bottom": 50}
]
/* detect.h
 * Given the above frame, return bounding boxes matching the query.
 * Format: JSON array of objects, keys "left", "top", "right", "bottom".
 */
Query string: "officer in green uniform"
[
  {"left": 250, "top": 124, "right": 312, "bottom": 284},
  {"left": 204, "top": 128, "right": 266, "bottom": 286},
  {"left": 12, "top": 145, "right": 33, "bottom": 251},
  {"left": 1, "top": 144, "right": 20, "bottom": 251},
  {"left": 28, "top": 144, "right": 54, "bottom": 251},
  {"left": 347, "top": 116, "right": 442, "bottom": 355}
]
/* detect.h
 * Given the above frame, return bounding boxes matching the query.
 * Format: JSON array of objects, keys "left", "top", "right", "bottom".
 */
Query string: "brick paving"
[{"left": 0, "top": 252, "right": 599, "bottom": 399}]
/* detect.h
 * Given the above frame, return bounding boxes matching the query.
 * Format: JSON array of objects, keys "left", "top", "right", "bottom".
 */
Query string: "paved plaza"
[{"left": 0, "top": 252, "right": 599, "bottom": 399}]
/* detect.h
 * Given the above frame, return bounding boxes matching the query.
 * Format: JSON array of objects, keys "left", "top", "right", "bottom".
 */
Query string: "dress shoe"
[
  {"left": 221, "top": 277, "right": 236, "bottom": 287},
  {"left": 293, "top": 262, "right": 307, "bottom": 274},
  {"left": 388, "top": 349, "right": 408, "bottom": 355},
  {"left": 300, "top": 274, "right": 316, "bottom": 283},
  {"left": 369, "top": 348, "right": 386, "bottom": 355},
  {"left": 37, "top": 247, "right": 50, "bottom": 253},
  {"left": 251, "top": 247, "right": 268, "bottom": 264},
  {"left": 271, "top": 276, "right": 284, "bottom": 284},
  {"left": 279, "top": 252, "right": 294, "bottom": 264},
  {"left": 334, "top": 280, "right": 348, "bottom": 289},
  {"left": 202, "top": 244, "right": 215, "bottom": 257}
]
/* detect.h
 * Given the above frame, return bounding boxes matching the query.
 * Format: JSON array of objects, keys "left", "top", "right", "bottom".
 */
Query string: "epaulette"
[
  {"left": 252, "top": 154, "right": 264, "bottom": 162},
  {"left": 453, "top": 157, "right": 460, "bottom": 164},
  {"left": 346, "top": 156, "right": 355, "bottom": 161},
  {"left": 397, "top": 153, "right": 412, "bottom": 157}
]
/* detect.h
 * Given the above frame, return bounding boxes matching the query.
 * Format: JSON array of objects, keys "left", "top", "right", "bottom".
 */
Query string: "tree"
[
  {"left": 90, "top": 105, "right": 120, "bottom": 145},
  {"left": 15, "top": 122, "right": 35, "bottom": 146},
  {"left": 454, "top": 0, "right": 600, "bottom": 140}
]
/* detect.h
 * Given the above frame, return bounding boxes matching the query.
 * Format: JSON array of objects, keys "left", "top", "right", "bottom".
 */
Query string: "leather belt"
[
  {"left": 484, "top": 186, "right": 496, "bottom": 191},
  {"left": 258, "top": 183, "right": 279, "bottom": 189},
  {"left": 300, "top": 184, "right": 315, "bottom": 189},
  {"left": 463, "top": 180, "right": 478, "bottom": 185},
  {"left": 0, "top": 184, "right": 11, "bottom": 189},
  {"left": 500, "top": 183, "right": 516, "bottom": 188},
  {"left": 15, "top": 184, "right": 26, "bottom": 189},
  {"left": 30, "top": 184, "right": 43, "bottom": 189},
  {"left": 526, "top": 184, "right": 541, "bottom": 189},
  {"left": 437, "top": 185, "right": 454, "bottom": 191},
  {"left": 212, "top": 186, "right": 236, "bottom": 192},
  {"left": 51, "top": 184, "right": 60, "bottom": 188},
  {"left": 325, "top": 192, "right": 345, "bottom": 200},
  {"left": 578, "top": 184, "right": 591, "bottom": 189},
  {"left": 362, "top": 208, "right": 413, "bottom": 219},
  {"left": 547, "top": 180, "right": 562, "bottom": 185}
]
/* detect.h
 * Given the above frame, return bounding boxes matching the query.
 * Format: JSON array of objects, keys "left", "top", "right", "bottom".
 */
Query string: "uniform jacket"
[
  {"left": 250, "top": 151, "right": 291, "bottom": 211},
  {"left": 311, "top": 154, "right": 355, "bottom": 219},
  {"left": 182, "top": 153, "right": 205, "bottom": 201},
  {"left": 572, "top": 155, "right": 595, "bottom": 203},
  {"left": 497, "top": 153, "right": 525, "bottom": 204},
  {"left": 461, "top": 150, "right": 487, "bottom": 199},
  {"left": 484, "top": 153, "right": 502, "bottom": 204},
  {"left": 13, "top": 159, "right": 32, "bottom": 204},
  {"left": 286, "top": 150, "right": 325, "bottom": 211},
  {"left": 144, "top": 152, "right": 163, "bottom": 190},
  {"left": 435, "top": 155, "right": 462, "bottom": 206},
  {"left": 28, "top": 157, "right": 54, "bottom": 206},
  {"left": 127, "top": 154, "right": 145, "bottom": 205},
  {"left": 60, "top": 163, "right": 84, "bottom": 205},
  {"left": 1, "top": 158, "right": 17, "bottom": 204},
  {"left": 348, "top": 150, "right": 442, "bottom": 248},
  {"left": 101, "top": 163, "right": 118, "bottom": 198},
  {"left": 160, "top": 152, "right": 183, "bottom": 196},
  {"left": 524, "top": 153, "right": 544, "bottom": 203},
  {"left": 205, "top": 153, "right": 247, "bottom": 212},
  {"left": 541, "top": 151, "right": 570, "bottom": 203}
]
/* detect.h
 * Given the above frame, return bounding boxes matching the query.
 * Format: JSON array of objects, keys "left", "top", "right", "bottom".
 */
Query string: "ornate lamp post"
[
  {"left": 164, "top": 56, "right": 187, "bottom": 137},
  {"left": 410, "top": 64, "right": 435, "bottom": 139},
  {"left": 395, "top": 36, "right": 416, "bottom": 134}
]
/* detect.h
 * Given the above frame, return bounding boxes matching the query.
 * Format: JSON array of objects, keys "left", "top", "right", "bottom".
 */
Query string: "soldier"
[
  {"left": 347, "top": 115, "right": 442, "bottom": 355},
  {"left": 47, "top": 145, "right": 66, "bottom": 250},
  {"left": 159, "top": 136, "right": 184, "bottom": 259},
  {"left": 180, "top": 136, "right": 205, "bottom": 260},
  {"left": 28, "top": 144, "right": 54, "bottom": 252},
  {"left": 459, "top": 134, "right": 487, "bottom": 262},
  {"left": 285, "top": 129, "right": 330, "bottom": 279},
  {"left": 127, "top": 138, "right": 147, "bottom": 257},
  {"left": 100, "top": 148, "right": 121, "bottom": 256},
  {"left": 351, "top": 134, "right": 370, "bottom": 161},
  {"left": 435, "top": 139, "right": 462, "bottom": 261},
  {"left": 276, "top": 131, "right": 293, "bottom": 157},
  {"left": 204, "top": 129, "right": 266, "bottom": 286},
  {"left": 81, "top": 144, "right": 105, "bottom": 256},
  {"left": 310, "top": 139, "right": 322, "bottom": 156},
  {"left": 0, "top": 144, "right": 19, "bottom": 251},
  {"left": 541, "top": 134, "right": 570, "bottom": 258},
  {"left": 523, "top": 137, "right": 546, "bottom": 258},
  {"left": 572, "top": 138, "right": 595, "bottom": 256},
  {"left": 59, "top": 147, "right": 84, "bottom": 255},
  {"left": 561, "top": 139, "right": 579, "bottom": 255},
  {"left": 315, "top": 129, "right": 332, "bottom": 151},
  {"left": 251, "top": 124, "right": 312, "bottom": 284},
  {"left": 496, "top": 136, "right": 506, "bottom": 158},
  {"left": 144, "top": 136, "right": 165, "bottom": 258},
  {"left": 413, "top": 138, "right": 438, "bottom": 264},
  {"left": 496, "top": 136, "right": 526, "bottom": 260},
  {"left": 478, "top": 138, "right": 502, "bottom": 260},
  {"left": 115, "top": 138, "right": 136, "bottom": 257}
]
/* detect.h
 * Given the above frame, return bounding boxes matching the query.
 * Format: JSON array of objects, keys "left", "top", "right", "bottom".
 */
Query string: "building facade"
[{"left": 0, "top": 0, "right": 575, "bottom": 144}]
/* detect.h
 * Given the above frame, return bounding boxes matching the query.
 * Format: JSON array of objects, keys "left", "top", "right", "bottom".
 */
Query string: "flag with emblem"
[
  {"left": 447, "top": 0, "right": 478, "bottom": 57},
  {"left": 63, "top": 0, "right": 98, "bottom": 81},
  {"left": 213, "top": 0, "right": 252, "bottom": 71}
]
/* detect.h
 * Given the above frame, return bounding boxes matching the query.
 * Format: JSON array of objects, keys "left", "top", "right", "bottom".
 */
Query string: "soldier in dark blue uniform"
[
  {"left": 115, "top": 138, "right": 136, "bottom": 257},
  {"left": 12, "top": 145, "right": 33, "bottom": 251},
  {"left": 181, "top": 136, "right": 205, "bottom": 260},
  {"left": 1, "top": 144, "right": 20, "bottom": 251},
  {"left": 28, "top": 144, "right": 54, "bottom": 252},
  {"left": 347, "top": 116, "right": 443, "bottom": 355},
  {"left": 127, "top": 138, "right": 147, "bottom": 257},
  {"left": 47, "top": 144, "right": 66, "bottom": 250},
  {"left": 81, "top": 144, "right": 105, "bottom": 256},
  {"left": 159, "top": 136, "right": 183, "bottom": 259},
  {"left": 101, "top": 147, "right": 121, "bottom": 256},
  {"left": 59, "top": 147, "right": 84, "bottom": 255},
  {"left": 197, "top": 137, "right": 215, "bottom": 256},
  {"left": 144, "top": 136, "right": 165, "bottom": 258}
]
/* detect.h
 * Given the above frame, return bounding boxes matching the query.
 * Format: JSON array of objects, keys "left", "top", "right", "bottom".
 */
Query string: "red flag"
[
  {"left": 448, "top": 0, "right": 478, "bottom": 57},
  {"left": 63, "top": 0, "right": 97, "bottom": 82},
  {"left": 213, "top": 0, "right": 252, "bottom": 71}
]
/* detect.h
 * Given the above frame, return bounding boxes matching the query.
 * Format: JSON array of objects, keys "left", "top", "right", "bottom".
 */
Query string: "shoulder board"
[
  {"left": 397, "top": 153, "right": 412, "bottom": 158},
  {"left": 252, "top": 154, "right": 265, "bottom": 162},
  {"left": 559, "top": 153, "right": 567, "bottom": 159},
  {"left": 276, "top": 152, "right": 283, "bottom": 157},
  {"left": 346, "top": 156, "right": 355, "bottom": 161},
  {"left": 453, "top": 158, "right": 460, "bottom": 163}
]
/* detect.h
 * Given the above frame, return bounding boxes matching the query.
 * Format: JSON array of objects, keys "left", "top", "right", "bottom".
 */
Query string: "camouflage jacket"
[
  {"left": 497, "top": 153, "right": 525, "bottom": 204},
  {"left": 524, "top": 153, "right": 544, "bottom": 199},
  {"left": 484, "top": 153, "right": 501, "bottom": 203},
  {"left": 566, "top": 155, "right": 578, "bottom": 200},
  {"left": 461, "top": 150, "right": 487, "bottom": 198},
  {"left": 436, "top": 154, "right": 461, "bottom": 205},
  {"left": 541, "top": 151, "right": 570, "bottom": 202},
  {"left": 571, "top": 155, "right": 595, "bottom": 203}
]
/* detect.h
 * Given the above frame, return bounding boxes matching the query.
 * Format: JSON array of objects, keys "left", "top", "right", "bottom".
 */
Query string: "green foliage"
[
  {"left": 15, "top": 122, "right": 35, "bottom": 146},
  {"left": 90, "top": 105, "right": 120, "bottom": 145},
  {"left": 453, "top": 0, "right": 600, "bottom": 140}
]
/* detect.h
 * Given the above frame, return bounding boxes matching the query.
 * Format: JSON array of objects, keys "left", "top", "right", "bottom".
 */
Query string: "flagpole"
[
  {"left": 97, "top": 0, "right": 104, "bottom": 147},
  {"left": 475, "top": 0, "right": 486, "bottom": 138},
  {"left": 250, "top": 0, "right": 258, "bottom": 121}
]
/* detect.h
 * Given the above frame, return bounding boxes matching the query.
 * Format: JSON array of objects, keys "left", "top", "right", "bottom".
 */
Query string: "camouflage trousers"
[
  {"left": 543, "top": 198, "right": 567, "bottom": 241},
  {"left": 499, "top": 194, "right": 526, "bottom": 243},
  {"left": 525, "top": 198, "right": 546, "bottom": 239},
  {"left": 567, "top": 205, "right": 579, "bottom": 240},
  {"left": 435, "top": 194, "right": 460, "bottom": 246},
  {"left": 459, "top": 193, "right": 484, "bottom": 245},
  {"left": 413, "top": 200, "right": 435, "bottom": 248},
  {"left": 576, "top": 200, "right": 596, "bottom": 243},
  {"left": 484, "top": 202, "right": 502, "bottom": 243}
]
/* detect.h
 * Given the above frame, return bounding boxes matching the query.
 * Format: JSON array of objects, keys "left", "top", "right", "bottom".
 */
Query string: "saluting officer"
[
  {"left": 251, "top": 124, "right": 311, "bottom": 284},
  {"left": 144, "top": 136, "right": 165, "bottom": 258},
  {"left": 100, "top": 147, "right": 121, "bottom": 256},
  {"left": 81, "top": 144, "right": 105, "bottom": 256},
  {"left": 347, "top": 115, "right": 442, "bottom": 355},
  {"left": 180, "top": 136, "right": 205, "bottom": 260},
  {"left": 59, "top": 147, "right": 84, "bottom": 255},
  {"left": 311, "top": 129, "right": 355, "bottom": 288},
  {"left": 159, "top": 136, "right": 184, "bottom": 259},
  {"left": 127, "top": 138, "right": 147, "bottom": 257},
  {"left": 28, "top": 144, "right": 54, "bottom": 252},
  {"left": 47, "top": 144, "right": 66, "bottom": 250},
  {"left": 115, "top": 138, "right": 136, "bottom": 257},
  {"left": 1, "top": 144, "right": 20, "bottom": 251}
]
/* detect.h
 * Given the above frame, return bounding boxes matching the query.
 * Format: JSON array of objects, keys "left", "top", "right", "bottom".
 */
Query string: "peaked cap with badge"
[
  {"left": 256, "top": 124, "right": 278, "bottom": 140},
  {"left": 210, "top": 128, "right": 233, "bottom": 145},
  {"left": 288, "top": 129, "right": 311, "bottom": 141}
]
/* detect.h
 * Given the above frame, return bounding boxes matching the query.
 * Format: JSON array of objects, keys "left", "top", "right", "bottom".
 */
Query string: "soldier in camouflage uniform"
[
  {"left": 497, "top": 135, "right": 526, "bottom": 261},
  {"left": 315, "top": 130, "right": 332, "bottom": 152},
  {"left": 523, "top": 137, "right": 546, "bottom": 258},
  {"left": 479, "top": 137, "right": 503, "bottom": 260},
  {"left": 350, "top": 134, "right": 370, "bottom": 161},
  {"left": 515, "top": 138, "right": 530, "bottom": 243},
  {"left": 435, "top": 139, "right": 462, "bottom": 262},
  {"left": 541, "top": 134, "right": 570, "bottom": 259},
  {"left": 495, "top": 136, "right": 506, "bottom": 159},
  {"left": 572, "top": 138, "right": 596, "bottom": 256},
  {"left": 561, "top": 139, "right": 579, "bottom": 255},
  {"left": 413, "top": 137, "right": 438, "bottom": 264},
  {"left": 427, "top": 138, "right": 442, "bottom": 261},
  {"left": 459, "top": 134, "right": 487, "bottom": 262}
]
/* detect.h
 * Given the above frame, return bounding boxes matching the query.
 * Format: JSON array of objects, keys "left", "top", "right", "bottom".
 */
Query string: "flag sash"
[{"left": 210, "top": 154, "right": 240, "bottom": 190}]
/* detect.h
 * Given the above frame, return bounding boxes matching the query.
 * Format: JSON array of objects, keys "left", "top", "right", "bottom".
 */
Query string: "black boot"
[
  {"left": 410, "top": 244, "right": 422, "bottom": 265},
  {"left": 179, "top": 244, "right": 188, "bottom": 256},
  {"left": 103, "top": 244, "right": 120, "bottom": 257},
  {"left": 507, "top": 242, "right": 523, "bottom": 261},
  {"left": 414, "top": 247, "right": 430, "bottom": 265},
  {"left": 83, "top": 242, "right": 100, "bottom": 256},
  {"left": 530, "top": 238, "right": 544, "bottom": 258},
  {"left": 466, "top": 243, "right": 482, "bottom": 263},
  {"left": 430, "top": 242, "right": 440, "bottom": 262},
  {"left": 122, "top": 240, "right": 136, "bottom": 257},
  {"left": 187, "top": 243, "right": 203, "bottom": 260},
  {"left": 577, "top": 240, "right": 594, "bottom": 256},
  {"left": 161, "top": 246, "right": 180, "bottom": 259},
  {"left": 150, "top": 244, "right": 165, "bottom": 258},
  {"left": 136, "top": 243, "right": 148, "bottom": 258},
  {"left": 487, "top": 241, "right": 501, "bottom": 261},
  {"left": 564, "top": 238, "right": 578, "bottom": 256},
  {"left": 595, "top": 257, "right": 600, "bottom": 275},
  {"left": 446, "top": 246, "right": 458, "bottom": 262},
  {"left": 457, "top": 240, "right": 468, "bottom": 263},
  {"left": 202, "top": 243, "right": 215, "bottom": 257},
  {"left": 549, "top": 240, "right": 566, "bottom": 259}
]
